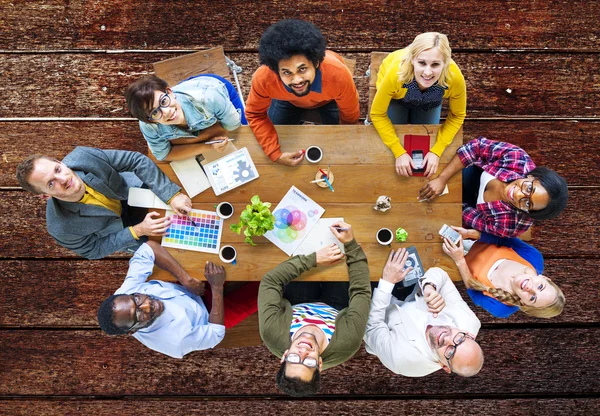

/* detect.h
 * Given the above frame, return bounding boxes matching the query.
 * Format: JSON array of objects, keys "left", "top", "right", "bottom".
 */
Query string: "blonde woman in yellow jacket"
[{"left": 371, "top": 32, "right": 466, "bottom": 177}]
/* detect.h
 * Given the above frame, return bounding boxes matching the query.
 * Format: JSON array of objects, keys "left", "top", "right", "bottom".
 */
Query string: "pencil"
[
  {"left": 334, "top": 227, "right": 349, "bottom": 231},
  {"left": 203, "top": 138, "right": 236, "bottom": 145},
  {"left": 322, "top": 175, "right": 335, "bottom": 192}
]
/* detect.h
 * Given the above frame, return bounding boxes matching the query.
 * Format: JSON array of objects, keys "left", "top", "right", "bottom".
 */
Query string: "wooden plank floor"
[{"left": 1, "top": 1, "right": 599, "bottom": 414}]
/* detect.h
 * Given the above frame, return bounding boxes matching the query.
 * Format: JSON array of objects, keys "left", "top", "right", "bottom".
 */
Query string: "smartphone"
[
  {"left": 439, "top": 224, "right": 461, "bottom": 245},
  {"left": 412, "top": 150, "right": 424, "bottom": 170}
]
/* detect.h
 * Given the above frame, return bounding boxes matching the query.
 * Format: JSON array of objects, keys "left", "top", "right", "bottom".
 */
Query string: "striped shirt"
[{"left": 290, "top": 303, "right": 338, "bottom": 342}]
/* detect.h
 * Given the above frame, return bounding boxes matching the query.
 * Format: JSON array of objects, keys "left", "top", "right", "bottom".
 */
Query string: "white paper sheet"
[
  {"left": 293, "top": 218, "right": 345, "bottom": 256},
  {"left": 127, "top": 187, "right": 170, "bottom": 210},
  {"left": 169, "top": 157, "right": 211, "bottom": 198}
]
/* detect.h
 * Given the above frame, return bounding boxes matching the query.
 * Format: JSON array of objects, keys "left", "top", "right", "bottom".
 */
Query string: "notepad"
[
  {"left": 127, "top": 188, "right": 170, "bottom": 210},
  {"left": 170, "top": 157, "right": 211, "bottom": 198}
]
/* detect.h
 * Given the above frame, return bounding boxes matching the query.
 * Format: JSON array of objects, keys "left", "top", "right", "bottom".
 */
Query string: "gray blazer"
[{"left": 46, "top": 147, "right": 181, "bottom": 259}]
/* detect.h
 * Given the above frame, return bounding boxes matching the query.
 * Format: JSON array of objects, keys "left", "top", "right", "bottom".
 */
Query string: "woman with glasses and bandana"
[
  {"left": 440, "top": 227, "right": 565, "bottom": 319},
  {"left": 126, "top": 74, "right": 246, "bottom": 161},
  {"left": 419, "top": 137, "right": 568, "bottom": 238},
  {"left": 370, "top": 32, "right": 466, "bottom": 178}
]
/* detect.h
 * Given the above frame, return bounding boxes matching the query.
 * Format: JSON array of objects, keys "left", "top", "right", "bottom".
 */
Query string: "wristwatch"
[{"left": 422, "top": 282, "right": 437, "bottom": 292}]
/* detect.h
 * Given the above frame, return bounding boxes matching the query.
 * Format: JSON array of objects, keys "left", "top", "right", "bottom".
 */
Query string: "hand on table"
[
  {"left": 423, "top": 152, "right": 440, "bottom": 178},
  {"left": 204, "top": 261, "right": 226, "bottom": 289},
  {"left": 211, "top": 136, "right": 230, "bottom": 153},
  {"left": 451, "top": 226, "right": 481, "bottom": 241},
  {"left": 441, "top": 236, "right": 465, "bottom": 264},
  {"left": 423, "top": 284, "right": 446, "bottom": 317},
  {"left": 316, "top": 243, "right": 345, "bottom": 266},
  {"left": 276, "top": 150, "right": 304, "bottom": 167},
  {"left": 418, "top": 177, "right": 447, "bottom": 201},
  {"left": 169, "top": 193, "right": 193, "bottom": 216},
  {"left": 329, "top": 221, "right": 354, "bottom": 244},
  {"left": 134, "top": 212, "right": 172, "bottom": 237},
  {"left": 395, "top": 153, "right": 415, "bottom": 176},
  {"left": 382, "top": 248, "right": 412, "bottom": 284}
]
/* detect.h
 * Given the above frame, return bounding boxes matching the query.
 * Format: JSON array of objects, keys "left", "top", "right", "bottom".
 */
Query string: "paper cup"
[
  {"left": 305, "top": 146, "right": 323, "bottom": 163},
  {"left": 219, "top": 245, "right": 237, "bottom": 264},
  {"left": 216, "top": 202, "right": 234, "bottom": 219}
]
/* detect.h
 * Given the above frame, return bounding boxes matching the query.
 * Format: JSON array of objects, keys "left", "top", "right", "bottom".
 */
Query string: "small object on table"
[
  {"left": 314, "top": 169, "right": 335, "bottom": 189},
  {"left": 373, "top": 195, "right": 392, "bottom": 212},
  {"left": 395, "top": 227, "right": 408, "bottom": 242}
]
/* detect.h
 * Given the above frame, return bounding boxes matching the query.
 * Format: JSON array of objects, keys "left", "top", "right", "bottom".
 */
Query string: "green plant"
[{"left": 230, "top": 195, "right": 275, "bottom": 246}]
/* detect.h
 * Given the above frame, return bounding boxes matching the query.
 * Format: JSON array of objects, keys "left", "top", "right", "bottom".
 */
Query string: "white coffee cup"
[
  {"left": 216, "top": 202, "right": 234, "bottom": 219},
  {"left": 305, "top": 146, "right": 323, "bottom": 163},
  {"left": 376, "top": 228, "right": 394, "bottom": 247},
  {"left": 219, "top": 245, "right": 237, "bottom": 264}
]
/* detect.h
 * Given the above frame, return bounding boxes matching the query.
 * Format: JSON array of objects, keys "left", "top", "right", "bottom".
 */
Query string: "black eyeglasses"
[
  {"left": 518, "top": 180, "right": 538, "bottom": 212},
  {"left": 444, "top": 332, "right": 474, "bottom": 369},
  {"left": 147, "top": 92, "right": 171, "bottom": 121},
  {"left": 127, "top": 293, "right": 146, "bottom": 331},
  {"left": 284, "top": 353, "right": 318, "bottom": 369}
]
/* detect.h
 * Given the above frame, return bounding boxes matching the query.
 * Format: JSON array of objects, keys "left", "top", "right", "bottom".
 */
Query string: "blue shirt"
[
  {"left": 114, "top": 244, "right": 225, "bottom": 358},
  {"left": 467, "top": 233, "right": 544, "bottom": 318},
  {"left": 139, "top": 76, "right": 242, "bottom": 160}
]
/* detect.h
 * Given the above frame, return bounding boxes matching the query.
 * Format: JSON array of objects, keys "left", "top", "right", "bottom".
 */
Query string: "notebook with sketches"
[
  {"left": 203, "top": 147, "right": 260, "bottom": 196},
  {"left": 127, "top": 188, "right": 170, "bottom": 210},
  {"left": 169, "top": 157, "right": 211, "bottom": 198},
  {"left": 293, "top": 218, "right": 346, "bottom": 256}
]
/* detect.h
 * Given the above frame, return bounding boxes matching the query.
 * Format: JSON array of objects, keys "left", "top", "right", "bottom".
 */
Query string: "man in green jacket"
[{"left": 258, "top": 221, "right": 371, "bottom": 397}]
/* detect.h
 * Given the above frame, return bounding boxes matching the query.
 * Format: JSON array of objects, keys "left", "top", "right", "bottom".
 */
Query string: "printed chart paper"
[
  {"left": 265, "top": 186, "right": 325, "bottom": 256},
  {"left": 293, "top": 218, "right": 345, "bottom": 256},
  {"left": 203, "top": 147, "right": 259, "bottom": 196},
  {"left": 161, "top": 209, "right": 223, "bottom": 254}
]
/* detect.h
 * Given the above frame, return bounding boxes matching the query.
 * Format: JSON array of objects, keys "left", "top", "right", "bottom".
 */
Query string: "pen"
[
  {"left": 203, "top": 138, "right": 236, "bottom": 145},
  {"left": 311, "top": 179, "right": 326, "bottom": 183},
  {"left": 327, "top": 164, "right": 330, "bottom": 179},
  {"left": 322, "top": 175, "right": 335, "bottom": 192},
  {"left": 334, "top": 227, "right": 349, "bottom": 231},
  {"left": 188, "top": 216, "right": 199, "bottom": 226}
]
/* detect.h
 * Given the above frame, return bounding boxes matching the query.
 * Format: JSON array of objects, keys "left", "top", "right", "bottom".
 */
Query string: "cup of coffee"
[
  {"left": 219, "top": 245, "right": 237, "bottom": 264},
  {"left": 216, "top": 202, "right": 234, "bottom": 219},
  {"left": 376, "top": 228, "right": 394, "bottom": 247},
  {"left": 305, "top": 146, "right": 323, "bottom": 163}
]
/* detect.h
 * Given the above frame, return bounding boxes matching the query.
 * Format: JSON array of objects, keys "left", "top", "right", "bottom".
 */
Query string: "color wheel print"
[{"left": 273, "top": 206, "right": 313, "bottom": 243}]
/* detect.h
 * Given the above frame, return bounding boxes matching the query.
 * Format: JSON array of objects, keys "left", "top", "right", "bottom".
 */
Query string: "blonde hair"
[
  {"left": 469, "top": 276, "right": 565, "bottom": 319},
  {"left": 397, "top": 32, "right": 452, "bottom": 87}
]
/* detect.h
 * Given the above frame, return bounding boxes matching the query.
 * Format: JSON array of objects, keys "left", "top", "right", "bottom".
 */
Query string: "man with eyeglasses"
[
  {"left": 258, "top": 221, "right": 371, "bottom": 396},
  {"left": 16, "top": 147, "right": 192, "bottom": 259},
  {"left": 126, "top": 74, "right": 244, "bottom": 161},
  {"left": 97, "top": 241, "right": 258, "bottom": 358},
  {"left": 364, "top": 248, "right": 484, "bottom": 377}
]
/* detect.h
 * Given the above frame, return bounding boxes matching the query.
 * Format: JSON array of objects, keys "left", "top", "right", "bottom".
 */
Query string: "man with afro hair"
[{"left": 245, "top": 19, "right": 360, "bottom": 166}]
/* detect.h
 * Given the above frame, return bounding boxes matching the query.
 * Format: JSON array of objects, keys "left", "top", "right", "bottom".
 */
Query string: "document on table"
[
  {"left": 127, "top": 188, "right": 170, "bottom": 210},
  {"left": 170, "top": 156, "right": 211, "bottom": 198},
  {"left": 293, "top": 217, "right": 345, "bottom": 256}
]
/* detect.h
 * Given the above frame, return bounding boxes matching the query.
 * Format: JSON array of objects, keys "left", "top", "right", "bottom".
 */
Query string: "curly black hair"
[
  {"left": 525, "top": 166, "right": 568, "bottom": 220},
  {"left": 275, "top": 361, "right": 321, "bottom": 397},
  {"left": 259, "top": 19, "right": 327, "bottom": 73},
  {"left": 97, "top": 294, "right": 129, "bottom": 335}
]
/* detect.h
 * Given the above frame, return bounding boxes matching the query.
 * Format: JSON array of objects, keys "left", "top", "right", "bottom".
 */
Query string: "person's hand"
[
  {"left": 382, "top": 248, "right": 412, "bottom": 284},
  {"left": 186, "top": 279, "right": 206, "bottom": 296},
  {"left": 418, "top": 177, "right": 447, "bottom": 202},
  {"left": 316, "top": 243, "right": 345, "bottom": 266},
  {"left": 169, "top": 193, "right": 193, "bottom": 216},
  {"left": 423, "top": 152, "right": 440, "bottom": 178},
  {"left": 442, "top": 236, "right": 465, "bottom": 264},
  {"left": 395, "top": 153, "right": 414, "bottom": 176},
  {"left": 451, "top": 226, "right": 481, "bottom": 241},
  {"left": 204, "top": 261, "right": 226, "bottom": 289},
  {"left": 211, "top": 137, "right": 230, "bottom": 153},
  {"left": 276, "top": 150, "right": 304, "bottom": 167},
  {"left": 329, "top": 221, "right": 354, "bottom": 244},
  {"left": 133, "top": 212, "right": 172, "bottom": 237},
  {"left": 423, "top": 284, "right": 446, "bottom": 317}
]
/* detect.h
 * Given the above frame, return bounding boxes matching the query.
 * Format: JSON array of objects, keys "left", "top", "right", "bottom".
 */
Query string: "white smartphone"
[{"left": 439, "top": 224, "right": 461, "bottom": 245}]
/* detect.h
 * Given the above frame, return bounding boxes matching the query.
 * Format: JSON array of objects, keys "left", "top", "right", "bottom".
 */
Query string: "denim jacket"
[{"left": 139, "top": 76, "right": 241, "bottom": 160}]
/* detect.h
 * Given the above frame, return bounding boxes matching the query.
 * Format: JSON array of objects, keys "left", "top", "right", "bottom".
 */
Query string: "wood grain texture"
[
  {"left": 0, "top": 258, "right": 597, "bottom": 327},
  {"left": 1, "top": 120, "right": 597, "bottom": 186},
  {"left": 0, "top": 328, "right": 598, "bottom": 396},
  {"left": 2, "top": 52, "right": 600, "bottom": 118},
  {"left": 2, "top": 1, "right": 600, "bottom": 50},
  {"left": 1, "top": 399, "right": 598, "bottom": 416}
]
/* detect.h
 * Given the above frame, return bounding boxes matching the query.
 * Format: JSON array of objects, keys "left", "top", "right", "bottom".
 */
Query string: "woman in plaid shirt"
[{"left": 419, "top": 137, "right": 568, "bottom": 237}]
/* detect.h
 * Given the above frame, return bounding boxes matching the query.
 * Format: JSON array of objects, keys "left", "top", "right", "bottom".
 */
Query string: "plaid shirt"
[{"left": 458, "top": 137, "right": 536, "bottom": 237}]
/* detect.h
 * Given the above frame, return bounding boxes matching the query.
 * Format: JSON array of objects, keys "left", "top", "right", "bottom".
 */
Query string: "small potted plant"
[{"left": 230, "top": 195, "right": 275, "bottom": 246}]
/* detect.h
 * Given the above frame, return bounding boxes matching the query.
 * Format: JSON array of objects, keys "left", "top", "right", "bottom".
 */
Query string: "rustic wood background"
[{"left": 1, "top": 1, "right": 599, "bottom": 414}]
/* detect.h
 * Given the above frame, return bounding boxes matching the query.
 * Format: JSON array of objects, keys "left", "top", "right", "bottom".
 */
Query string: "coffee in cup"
[
  {"left": 376, "top": 228, "right": 394, "bottom": 247},
  {"left": 216, "top": 202, "right": 234, "bottom": 219},
  {"left": 219, "top": 245, "right": 237, "bottom": 264},
  {"left": 305, "top": 146, "right": 323, "bottom": 163}
]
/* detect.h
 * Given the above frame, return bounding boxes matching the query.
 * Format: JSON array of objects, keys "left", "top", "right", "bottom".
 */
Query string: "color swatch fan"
[{"left": 162, "top": 209, "right": 223, "bottom": 254}]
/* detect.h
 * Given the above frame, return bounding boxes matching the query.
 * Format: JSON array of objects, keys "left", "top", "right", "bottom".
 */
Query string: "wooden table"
[{"left": 151, "top": 124, "right": 462, "bottom": 282}]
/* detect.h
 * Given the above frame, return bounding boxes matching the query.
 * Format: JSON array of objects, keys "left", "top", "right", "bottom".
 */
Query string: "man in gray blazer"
[
  {"left": 364, "top": 248, "right": 483, "bottom": 377},
  {"left": 16, "top": 147, "right": 192, "bottom": 259}
]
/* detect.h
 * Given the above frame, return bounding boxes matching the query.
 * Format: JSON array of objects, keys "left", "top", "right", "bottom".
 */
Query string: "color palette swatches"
[{"left": 161, "top": 209, "right": 223, "bottom": 254}]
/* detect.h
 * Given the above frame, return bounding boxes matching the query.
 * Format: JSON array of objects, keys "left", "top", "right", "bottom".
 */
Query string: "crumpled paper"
[
  {"left": 373, "top": 195, "right": 391, "bottom": 212},
  {"left": 395, "top": 228, "right": 408, "bottom": 242}
]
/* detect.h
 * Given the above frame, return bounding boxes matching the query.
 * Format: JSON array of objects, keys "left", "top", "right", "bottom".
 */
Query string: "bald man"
[{"left": 364, "top": 248, "right": 483, "bottom": 377}]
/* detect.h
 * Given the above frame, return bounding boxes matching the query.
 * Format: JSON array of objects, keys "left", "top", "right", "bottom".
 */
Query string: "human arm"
[
  {"left": 204, "top": 262, "right": 226, "bottom": 325},
  {"left": 429, "top": 62, "right": 467, "bottom": 157},
  {"left": 462, "top": 206, "right": 531, "bottom": 238},
  {"left": 466, "top": 289, "right": 520, "bottom": 318},
  {"left": 168, "top": 193, "right": 193, "bottom": 216},
  {"left": 418, "top": 152, "right": 465, "bottom": 201},
  {"left": 276, "top": 150, "right": 305, "bottom": 167},
  {"left": 441, "top": 237, "right": 474, "bottom": 290},
  {"left": 146, "top": 240, "right": 205, "bottom": 295},
  {"left": 334, "top": 63, "right": 360, "bottom": 124}
]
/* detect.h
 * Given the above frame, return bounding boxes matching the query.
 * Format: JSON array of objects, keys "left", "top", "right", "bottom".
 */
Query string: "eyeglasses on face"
[
  {"left": 285, "top": 353, "right": 318, "bottom": 369},
  {"left": 443, "top": 332, "right": 475, "bottom": 369},
  {"left": 518, "top": 179, "right": 538, "bottom": 212},
  {"left": 126, "top": 293, "right": 146, "bottom": 331},
  {"left": 147, "top": 92, "right": 171, "bottom": 121}
]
